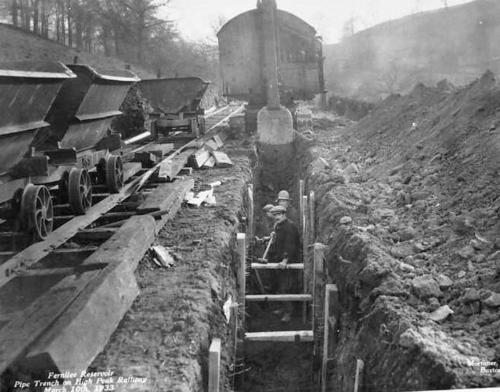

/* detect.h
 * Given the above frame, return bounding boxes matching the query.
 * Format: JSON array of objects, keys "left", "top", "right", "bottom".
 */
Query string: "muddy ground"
[
  {"left": 302, "top": 72, "right": 500, "bottom": 390},
  {"left": 90, "top": 142, "right": 251, "bottom": 392}
]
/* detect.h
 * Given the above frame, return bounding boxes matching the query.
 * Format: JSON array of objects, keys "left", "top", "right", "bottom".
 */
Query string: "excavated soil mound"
[{"left": 305, "top": 71, "right": 500, "bottom": 390}]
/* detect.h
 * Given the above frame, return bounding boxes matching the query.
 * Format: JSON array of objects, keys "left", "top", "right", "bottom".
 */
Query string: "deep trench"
[
  {"left": 235, "top": 138, "right": 319, "bottom": 392},
  {"left": 226, "top": 122, "right": 498, "bottom": 392}
]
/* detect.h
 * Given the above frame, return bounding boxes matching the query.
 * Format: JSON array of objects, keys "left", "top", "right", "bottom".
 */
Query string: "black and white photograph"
[{"left": 0, "top": 0, "right": 499, "bottom": 391}]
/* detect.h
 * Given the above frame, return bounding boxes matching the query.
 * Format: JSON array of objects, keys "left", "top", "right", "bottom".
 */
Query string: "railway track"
[{"left": 0, "top": 103, "right": 243, "bottom": 380}]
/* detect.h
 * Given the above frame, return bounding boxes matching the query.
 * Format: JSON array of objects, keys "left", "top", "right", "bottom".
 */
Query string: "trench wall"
[{"left": 304, "top": 142, "right": 497, "bottom": 391}]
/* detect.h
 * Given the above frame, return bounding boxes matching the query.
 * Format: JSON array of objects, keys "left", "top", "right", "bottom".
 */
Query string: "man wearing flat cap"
[
  {"left": 268, "top": 204, "right": 301, "bottom": 322},
  {"left": 262, "top": 203, "right": 276, "bottom": 231}
]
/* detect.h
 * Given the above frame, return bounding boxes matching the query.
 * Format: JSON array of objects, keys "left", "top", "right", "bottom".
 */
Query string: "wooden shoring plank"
[
  {"left": 133, "top": 143, "right": 174, "bottom": 167},
  {"left": 245, "top": 294, "right": 312, "bottom": 302},
  {"left": 206, "top": 105, "right": 244, "bottom": 132},
  {"left": 251, "top": 263, "right": 304, "bottom": 270},
  {"left": 191, "top": 148, "right": 211, "bottom": 169},
  {"left": 0, "top": 158, "right": 161, "bottom": 287},
  {"left": 246, "top": 184, "right": 264, "bottom": 294},
  {"left": 154, "top": 180, "right": 194, "bottom": 232},
  {"left": 211, "top": 151, "right": 233, "bottom": 168},
  {"left": 212, "top": 134, "right": 224, "bottom": 148},
  {"left": 309, "top": 191, "right": 315, "bottom": 244},
  {"left": 102, "top": 211, "right": 137, "bottom": 220},
  {"left": 354, "top": 359, "right": 365, "bottom": 392},
  {"left": 137, "top": 179, "right": 194, "bottom": 214},
  {"left": 312, "top": 243, "right": 326, "bottom": 348},
  {"left": 299, "top": 179, "right": 304, "bottom": 231},
  {"left": 322, "top": 284, "right": 339, "bottom": 392},
  {"left": 247, "top": 184, "right": 254, "bottom": 247},
  {"left": 208, "top": 338, "right": 221, "bottom": 392},
  {"left": 302, "top": 194, "right": 309, "bottom": 324},
  {"left": 17, "top": 265, "right": 105, "bottom": 277},
  {"left": 203, "top": 156, "right": 216, "bottom": 168},
  {"left": 75, "top": 228, "right": 119, "bottom": 241},
  {"left": 158, "top": 149, "right": 193, "bottom": 181},
  {"left": 51, "top": 247, "right": 99, "bottom": 255},
  {"left": 123, "top": 162, "right": 143, "bottom": 182},
  {"left": 245, "top": 330, "right": 313, "bottom": 342},
  {"left": 0, "top": 215, "right": 156, "bottom": 374},
  {"left": 237, "top": 233, "right": 246, "bottom": 327},
  {"left": 204, "top": 105, "right": 229, "bottom": 119},
  {"left": 205, "top": 139, "right": 219, "bottom": 151}
]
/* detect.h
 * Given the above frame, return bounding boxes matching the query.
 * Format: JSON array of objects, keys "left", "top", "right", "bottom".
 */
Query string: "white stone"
[
  {"left": 428, "top": 305, "right": 454, "bottom": 322},
  {"left": 339, "top": 216, "right": 353, "bottom": 225},
  {"left": 483, "top": 293, "right": 500, "bottom": 308},
  {"left": 436, "top": 274, "right": 453, "bottom": 290}
]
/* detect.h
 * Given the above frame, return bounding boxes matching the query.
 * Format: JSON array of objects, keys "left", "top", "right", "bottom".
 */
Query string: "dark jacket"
[
  {"left": 285, "top": 205, "right": 299, "bottom": 228},
  {"left": 268, "top": 218, "right": 301, "bottom": 263}
]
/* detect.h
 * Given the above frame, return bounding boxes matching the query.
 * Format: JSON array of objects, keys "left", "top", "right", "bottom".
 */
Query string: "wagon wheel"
[
  {"left": 106, "top": 155, "right": 123, "bottom": 193},
  {"left": 21, "top": 184, "right": 54, "bottom": 241},
  {"left": 68, "top": 167, "right": 92, "bottom": 214}
]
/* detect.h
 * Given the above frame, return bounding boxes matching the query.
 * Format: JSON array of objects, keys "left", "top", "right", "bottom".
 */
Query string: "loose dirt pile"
[
  {"left": 112, "top": 85, "right": 153, "bottom": 140},
  {"left": 306, "top": 71, "right": 500, "bottom": 390}
]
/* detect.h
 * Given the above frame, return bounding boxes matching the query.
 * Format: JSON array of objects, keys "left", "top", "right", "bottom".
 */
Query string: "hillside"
[
  {"left": 325, "top": 0, "right": 500, "bottom": 100},
  {"left": 0, "top": 23, "right": 154, "bottom": 78}
]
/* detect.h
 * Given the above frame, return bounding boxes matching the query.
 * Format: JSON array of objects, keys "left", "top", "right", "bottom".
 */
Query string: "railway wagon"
[
  {"left": 32, "top": 64, "right": 139, "bottom": 214},
  {"left": 217, "top": 5, "right": 325, "bottom": 107},
  {"left": 138, "top": 77, "right": 210, "bottom": 142},
  {"left": 0, "top": 62, "right": 75, "bottom": 240}
]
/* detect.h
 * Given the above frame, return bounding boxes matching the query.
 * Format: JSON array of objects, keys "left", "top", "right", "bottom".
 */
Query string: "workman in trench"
[
  {"left": 276, "top": 190, "right": 299, "bottom": 225},
  {"left": 254, "top": 204, "right": 277, "bottom": 256},
  {"left": 267, "top": 205, "right": 301, "bottom": 323}
]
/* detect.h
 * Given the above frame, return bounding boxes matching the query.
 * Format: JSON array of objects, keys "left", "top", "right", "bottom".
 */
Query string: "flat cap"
[
  {"left": 270, "top": 205, "right": 286, "bottom": 214},
  {"left": 262, "top": 204, "right": 274, "bottom": 212}
]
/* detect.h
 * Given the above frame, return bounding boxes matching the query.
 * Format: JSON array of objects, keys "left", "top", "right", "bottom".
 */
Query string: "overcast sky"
[{"left": 166, "top": 0, "right": 474, "bottom": 44}]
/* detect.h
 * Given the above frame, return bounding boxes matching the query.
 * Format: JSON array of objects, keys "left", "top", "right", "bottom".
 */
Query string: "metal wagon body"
[
  {"left": 138, "top": 77, "right": 210, "bottom": 140},
  {"left": 29, "top": 64, "right": 139, "bottom": 218},
  {"left": 0, "top": 62, "right": 75, "bottom": 239}
]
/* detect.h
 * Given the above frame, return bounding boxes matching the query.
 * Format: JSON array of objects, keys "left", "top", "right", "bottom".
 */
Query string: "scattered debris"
[
  {"left": 186, "top": 188, "right": 214, "bottom": 208},
  {"left": 212, "top": 151, "right": 234, "bottom": 167},
  {"left": 151, "top": 245, "right": 175, "bottom": 268}
]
